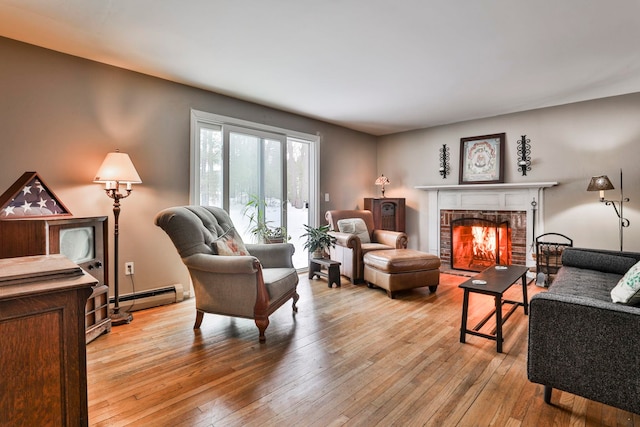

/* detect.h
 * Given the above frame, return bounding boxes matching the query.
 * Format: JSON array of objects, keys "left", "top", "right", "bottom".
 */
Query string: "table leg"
[
  {"left": 495, "top": 295, "right": 503, "bottom": 353},
  {"left": 308, "top": 261, "right": 319, "bottom": 279},
  {"left": 460, "top": 289, "right": 469, "bottom": 343},
  {"left": 521, "top": 273, "right": 529, "bottom": 315},
  {"left": 328, "top": 265, "right": 340, "bottom": 288}
]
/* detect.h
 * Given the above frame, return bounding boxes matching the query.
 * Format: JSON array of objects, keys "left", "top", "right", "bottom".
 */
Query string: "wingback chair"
[
  {"left": 325, "top": 209, "right": 408, "bottom": 283},
  {"left": 154, "top": 206, "right": 299, "bottom": 343}
]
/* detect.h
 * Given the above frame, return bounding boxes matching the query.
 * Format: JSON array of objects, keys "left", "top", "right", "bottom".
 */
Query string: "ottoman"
[{"left": 363, "top": 249, "right": 441, "bottom": 298}]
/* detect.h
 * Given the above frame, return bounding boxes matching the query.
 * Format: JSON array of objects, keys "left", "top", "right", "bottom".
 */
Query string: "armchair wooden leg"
[
  {"left": 255, "top": 317, "right": 269, "bottom": 343},
  {"left": 193, "top": 310, "right": 204, "bottom": 329},
  {"left": 292, "top": 291, "right": 299, "bottom": 313}
]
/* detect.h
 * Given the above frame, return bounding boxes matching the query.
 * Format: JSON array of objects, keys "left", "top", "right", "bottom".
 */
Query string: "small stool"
[
  {"left": 363, "top": 249, "right": 441, "bottom": 298},
  {"left": 309, "top": 258, "right": 342, "bottom": 288}
]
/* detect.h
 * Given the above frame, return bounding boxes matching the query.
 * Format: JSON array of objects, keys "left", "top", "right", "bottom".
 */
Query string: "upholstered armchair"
[
  {"left": 325, "top": 210, "right": 407, "bottom": 283},
  {"left": 154, "top": 206, "right": 299, "bottom": 343}
]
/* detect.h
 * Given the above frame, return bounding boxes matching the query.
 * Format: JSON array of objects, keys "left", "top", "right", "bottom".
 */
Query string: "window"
[{"left": 190, "top": 110, "right": 319, "bottom": 269}]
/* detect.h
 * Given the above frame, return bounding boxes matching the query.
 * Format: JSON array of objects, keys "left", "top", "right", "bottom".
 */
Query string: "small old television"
[{"left": 0, "top": 216, "right": 108, "bottom": 287}]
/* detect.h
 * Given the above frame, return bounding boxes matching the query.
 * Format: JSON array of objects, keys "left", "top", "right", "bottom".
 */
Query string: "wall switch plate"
[{"left": 325, "top": 193, "right": 330, "bottom": 202}]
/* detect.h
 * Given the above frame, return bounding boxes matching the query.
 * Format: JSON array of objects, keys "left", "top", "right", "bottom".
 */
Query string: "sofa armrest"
[
  {"left": 528, "top": 292, "right": 640, "bottom": 414},
  {"left": 373, "top": 230, "right": 408, "bottom": 248}
]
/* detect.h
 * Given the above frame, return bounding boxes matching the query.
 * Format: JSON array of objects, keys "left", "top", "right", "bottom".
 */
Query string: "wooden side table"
[
  {"left": 459, "top": 265, "right": 529, "bottom": 353},
  {"left": 309, "top": 258, "right": 341, "bottom": 288}
]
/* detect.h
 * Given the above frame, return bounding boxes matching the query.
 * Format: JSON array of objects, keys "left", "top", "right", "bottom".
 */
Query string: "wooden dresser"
[{"left": 0, "top": 255, "right": 95, "bottom": 426}]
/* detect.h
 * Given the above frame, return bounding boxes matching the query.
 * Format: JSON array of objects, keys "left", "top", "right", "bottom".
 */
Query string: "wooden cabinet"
[
  {"left": 0, "top": 255, "right": 95, "bottom": 426},
  {"left": 364, "top": 198, "right": 406, "bottom": 232},
  {"left": 0, "top": 216, "right": 111, "bottom": 342}
]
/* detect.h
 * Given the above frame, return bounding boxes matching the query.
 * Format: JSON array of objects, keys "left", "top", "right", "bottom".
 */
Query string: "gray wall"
[
  {"left": 2, "top": 35, "right": 639, "bottom": 300},
  {"left": 0, "top": 37, "right": 377, "bottom": 296},
  {"left": 378, "top": 93, "right": 640, "bottom": 253}
]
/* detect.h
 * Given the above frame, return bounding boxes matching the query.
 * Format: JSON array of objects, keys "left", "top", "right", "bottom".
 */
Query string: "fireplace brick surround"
[
  {"left": 440, "top": 209, "right": 527, "bottom": 269},
  {"left": 416, "top": 182, "right": 558, "bottom": 271}
]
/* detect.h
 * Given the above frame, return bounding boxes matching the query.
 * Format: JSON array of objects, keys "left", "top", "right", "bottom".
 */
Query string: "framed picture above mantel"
[{"left": 459, "top": 133, "right": 505, "bottom": 184}]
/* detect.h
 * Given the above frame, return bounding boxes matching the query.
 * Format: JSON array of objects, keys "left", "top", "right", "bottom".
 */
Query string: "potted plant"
[
  {"left": 242, "top": 195, "right": 289, "bottom": 244},
  {"left": 301, "top": 224, "right": 337, "bottom": 259}
]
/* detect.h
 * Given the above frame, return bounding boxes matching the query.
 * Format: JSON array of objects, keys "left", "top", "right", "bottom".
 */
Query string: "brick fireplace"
[
  {"left": 416, "top": 182, "right": 558, "bottom": 271},
  {"left": 440, "top": 209, "right": 527, "bottom": 271}
]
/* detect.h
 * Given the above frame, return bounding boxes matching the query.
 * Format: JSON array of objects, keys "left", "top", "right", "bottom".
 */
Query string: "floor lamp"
[
  {"left": 94, "top": 150, "right": 142, "bottom": 325},
  {"left": 587, "top": 169, "right": 629, "bottom": 251}
]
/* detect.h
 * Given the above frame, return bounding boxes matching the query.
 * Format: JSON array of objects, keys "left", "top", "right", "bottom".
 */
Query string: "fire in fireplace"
[{"left": 450, "top": 217, "right": 511, "bottom": 272}]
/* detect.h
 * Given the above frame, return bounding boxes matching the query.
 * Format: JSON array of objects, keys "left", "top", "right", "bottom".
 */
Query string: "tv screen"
[{"left": 59, "top": 226, "right": 95, "bottom": 264}]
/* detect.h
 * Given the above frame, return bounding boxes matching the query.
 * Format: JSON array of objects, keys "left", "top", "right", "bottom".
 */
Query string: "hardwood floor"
[{"left": 87, "top": 273, "right": 640, "bottom": 426}]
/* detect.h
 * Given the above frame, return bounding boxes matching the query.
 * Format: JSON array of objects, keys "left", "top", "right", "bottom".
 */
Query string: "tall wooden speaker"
[{"left": 364, "top": 198, "right": 406, "bottom": 232}]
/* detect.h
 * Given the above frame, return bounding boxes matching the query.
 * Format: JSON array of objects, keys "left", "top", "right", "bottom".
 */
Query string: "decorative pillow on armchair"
[
  {"left": 611, "top": 260, "right": 640, "bottom": 306},
  {"left": 337, "top": 218, "right": 371, "bottom": 243},
  {"left": 214, "top": 227, "right": 250, "bottom": 256}
]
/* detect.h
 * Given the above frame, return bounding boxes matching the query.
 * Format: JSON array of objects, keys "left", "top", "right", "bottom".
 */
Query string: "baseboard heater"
[{"left": 109, "top": 283, "right": 185, "bottom": 312}]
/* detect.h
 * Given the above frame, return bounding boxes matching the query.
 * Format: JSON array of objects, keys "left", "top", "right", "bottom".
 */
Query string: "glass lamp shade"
[
  {"left": 94, "top": 151, "right": 142, "bottom": 185},
  {"left": 375, "top": 174, "right": 390, "bottom": 186},
  {"left": 586, "top": 175, "right": 614, "bottom": 192}
]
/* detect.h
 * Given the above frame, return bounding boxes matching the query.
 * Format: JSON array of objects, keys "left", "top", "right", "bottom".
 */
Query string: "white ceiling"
[{"left": 1, "top": 0, "right": 640, "bottom": 136}]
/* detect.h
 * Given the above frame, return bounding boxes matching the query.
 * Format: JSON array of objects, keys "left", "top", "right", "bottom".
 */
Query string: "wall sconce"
[
  {"left": 439, "top": 144, "right": 450, "bottom": 179},
  {"left": 94, "top": 150, "right": 142, "bottom": 325},
  {"left": 587, "top": 169, "right": 629, "bottom": 251},
  {"left": 517, "top": 135, "right": 531, "bottom": 176},
  {"left": 375, "top": 174, "right": 390, "bottom": 198}
]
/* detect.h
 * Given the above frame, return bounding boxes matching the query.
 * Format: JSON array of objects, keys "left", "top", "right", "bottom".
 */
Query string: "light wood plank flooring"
[{"left": 87, "top": 273, "right": 640, "bottom": 426}]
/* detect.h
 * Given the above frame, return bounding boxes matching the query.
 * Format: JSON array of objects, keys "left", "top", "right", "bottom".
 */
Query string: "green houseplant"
[
  {"left": 301, "top": 224, "right": 337, "bottom": 259},
  {"left": 242, "top": 195, "right": 289, "bottom": 244}
]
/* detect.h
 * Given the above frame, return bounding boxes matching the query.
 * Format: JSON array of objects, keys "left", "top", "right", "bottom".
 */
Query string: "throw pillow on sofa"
[
  {"left": 611, "top": 260, "right": 640, "bottom": 305},
  {"left": 337, "top": 218, "right": 371, "bottom": 243},
  {"left": 214, "top": 227, "right": 250, "bottom": 256}
]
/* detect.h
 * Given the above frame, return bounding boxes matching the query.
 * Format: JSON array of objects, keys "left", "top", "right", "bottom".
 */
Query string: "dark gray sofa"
[{"left": 528, "top": 247, "right": 640, "bottom": 414}]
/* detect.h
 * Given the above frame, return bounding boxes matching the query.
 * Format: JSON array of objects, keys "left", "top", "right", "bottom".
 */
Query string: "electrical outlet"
[{"left": 125, "top": 262, "right": 134, "bottom": 275}]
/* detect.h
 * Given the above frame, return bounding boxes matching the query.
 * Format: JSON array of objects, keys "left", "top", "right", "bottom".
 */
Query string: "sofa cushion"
[
  {"left": 562, "top": 249, "right": 637, "bottom": 275},
  {"left": 337, "top": 218, "right": 371, "bottom": 243},
  {"left": 611, "top": 260, "right": 640, "bottom": 306},
  {"left": 363, "top": 249, "right": 441, "bottom": 273},
  {"left": 214, "top": 227, "right": 250, "bottom": 256},
  {"left": 548, "top": 266, "right": 622, "bottom": 302}
]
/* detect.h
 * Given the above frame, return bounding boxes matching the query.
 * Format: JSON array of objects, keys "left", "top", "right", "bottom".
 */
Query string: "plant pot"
[{"left": 312, "top": 249, "right": 325, "bottom": 259}]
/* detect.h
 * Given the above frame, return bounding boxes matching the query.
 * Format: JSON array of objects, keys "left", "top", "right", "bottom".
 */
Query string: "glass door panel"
[
  {"left": 287, "top": 138, "right": 310, "bottom": 269},
  {"left": 227, "top": 128, "right": 285, "bottom": 244}
]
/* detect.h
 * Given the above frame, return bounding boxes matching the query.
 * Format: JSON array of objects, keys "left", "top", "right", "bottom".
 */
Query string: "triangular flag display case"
[
  {"left": 0, "top": 172, "right": 112, "bottom": 343},
  {"left": 0, "top": 171, "right": 71, "bottom": 219}
]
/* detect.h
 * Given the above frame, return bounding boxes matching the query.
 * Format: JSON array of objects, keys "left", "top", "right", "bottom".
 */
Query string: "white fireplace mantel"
[
  {"left": 415, "top": 182, "right": 558, "bottom": 191},
  {"left": 416, "top": 181, "right": 558, "bottom": 267}
]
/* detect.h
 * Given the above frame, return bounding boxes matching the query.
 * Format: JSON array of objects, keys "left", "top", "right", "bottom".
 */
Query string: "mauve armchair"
[{"left": 155, "top": 205, "right": 299, "bottom": 343}]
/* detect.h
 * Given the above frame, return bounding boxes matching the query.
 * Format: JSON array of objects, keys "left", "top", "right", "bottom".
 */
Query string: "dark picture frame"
[{"left": 459, "top": 133, "right": 506, "bottom": 184}]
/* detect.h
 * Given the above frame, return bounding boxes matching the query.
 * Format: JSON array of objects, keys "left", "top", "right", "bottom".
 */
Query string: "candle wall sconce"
[
  {"left": 517, "top": 135, "right": 532, "bottom": 176},
  {"left": 439, "top": 144, "right": 450, "bottom": 179}
]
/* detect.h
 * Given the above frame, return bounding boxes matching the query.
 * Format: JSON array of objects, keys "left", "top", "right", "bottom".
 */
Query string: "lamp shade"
[
  {"left": 586, "top": 175, "right": 614, "bottom": 192},
  {"left": 375, "top": 174, "right": 390, "bottom": 186},
  {"left": 94, "top": 151, "right": 142, "bottom": 184}
]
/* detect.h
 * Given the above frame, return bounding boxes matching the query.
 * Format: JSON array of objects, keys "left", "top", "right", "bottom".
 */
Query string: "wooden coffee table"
[{"left": 459, "top": 265, "right": 529, "bottom": 353}]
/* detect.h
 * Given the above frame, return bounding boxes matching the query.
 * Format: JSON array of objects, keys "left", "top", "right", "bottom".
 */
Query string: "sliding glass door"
[{"left": 191, "top": 110, "right": 318, "bottom": 270}]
